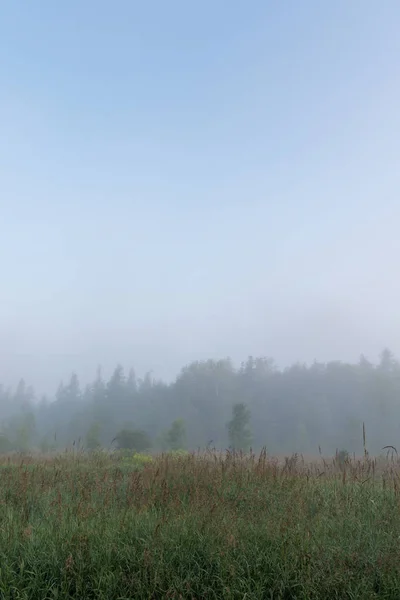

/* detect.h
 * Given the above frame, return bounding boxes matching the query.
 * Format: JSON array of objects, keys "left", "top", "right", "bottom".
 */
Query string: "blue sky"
[{"left": 1, "top": 1, "right": 400, "bottom": 392}]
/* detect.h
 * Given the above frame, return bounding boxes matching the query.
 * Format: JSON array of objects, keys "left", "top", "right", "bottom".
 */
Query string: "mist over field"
[
  {"left": 0, "top": 349, "right": 399, "bottom": 457},
  {"left": 1, "top": 1, "right": 400, "bottom": 457},
  {"left": 2, "top": 4, "right": 400, "bottom": 598}
]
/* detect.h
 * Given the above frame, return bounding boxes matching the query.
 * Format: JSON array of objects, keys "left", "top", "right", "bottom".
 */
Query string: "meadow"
[{"left": 0, "top": 449, "right": 400, "bottom": 599}]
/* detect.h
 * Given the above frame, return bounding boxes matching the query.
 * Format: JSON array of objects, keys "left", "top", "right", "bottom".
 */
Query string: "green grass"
[{"left": 0, "top": 450, "right": 399, "bottom": 598}]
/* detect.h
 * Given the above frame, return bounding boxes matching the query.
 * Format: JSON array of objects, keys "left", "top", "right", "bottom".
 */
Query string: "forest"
[{"left": 1, "top": 348, "right": 399, "bottom": 456}]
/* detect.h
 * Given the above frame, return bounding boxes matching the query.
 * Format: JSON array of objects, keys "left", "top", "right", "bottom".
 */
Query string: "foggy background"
[{"left": 1, "top": 1, "right": 400, "bottom": 454}]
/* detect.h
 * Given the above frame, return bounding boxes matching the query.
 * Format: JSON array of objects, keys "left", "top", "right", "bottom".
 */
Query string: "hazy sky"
[{"left": 1, "top": 1, "right": 400, "bottom": 393}]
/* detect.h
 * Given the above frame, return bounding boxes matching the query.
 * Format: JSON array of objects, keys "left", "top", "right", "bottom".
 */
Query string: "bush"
[{"left": 113, "top": 428, "right": 152, "bottom": 452}]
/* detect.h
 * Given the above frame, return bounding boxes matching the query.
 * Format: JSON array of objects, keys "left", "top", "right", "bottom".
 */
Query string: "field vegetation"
[{"left": 0, "top": 448, "right": 400, "bottom": 599}]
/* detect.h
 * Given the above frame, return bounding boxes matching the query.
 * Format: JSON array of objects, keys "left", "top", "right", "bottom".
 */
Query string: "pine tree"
[
  {"left": 227, "top": 403, "right": 252, "bottom": 451},
  {"left": 166, "top": 419, "right": 187, "bottom": 450}
]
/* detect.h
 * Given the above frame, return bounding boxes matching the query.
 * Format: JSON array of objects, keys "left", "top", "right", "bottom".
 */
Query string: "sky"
[{"left": 1, "top": 1, "right": 400, "bottom": 393}]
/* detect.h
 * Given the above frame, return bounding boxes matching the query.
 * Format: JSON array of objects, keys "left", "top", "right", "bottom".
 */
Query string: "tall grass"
[{"left": 0, "top": 449, "right": 400, "bottom": 598}]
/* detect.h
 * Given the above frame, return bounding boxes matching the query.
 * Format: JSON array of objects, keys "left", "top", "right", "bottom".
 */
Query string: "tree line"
[{"left": 0, "top": 349, "right": 399, "bottom": 455}]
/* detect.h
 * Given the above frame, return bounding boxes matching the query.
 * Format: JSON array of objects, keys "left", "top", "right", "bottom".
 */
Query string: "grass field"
[{"left": 0, "top": 449, "right": 400, "bottom": 599}]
